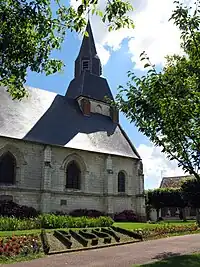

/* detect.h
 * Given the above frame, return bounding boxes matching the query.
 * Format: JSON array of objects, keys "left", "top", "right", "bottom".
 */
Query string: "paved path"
[{"left": 2, "top": 234, "right": 200, "bottom": 267}]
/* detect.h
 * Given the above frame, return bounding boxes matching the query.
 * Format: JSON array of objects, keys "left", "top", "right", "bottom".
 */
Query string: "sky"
[{"left": 26, "top": 0, "right": 194, "bottom": 189}]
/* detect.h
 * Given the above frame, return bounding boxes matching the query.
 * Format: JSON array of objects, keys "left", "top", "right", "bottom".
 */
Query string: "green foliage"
[
  {"left": 40, "top": 214, "right": 114, "bottom": 229},
  {"left": 146, "top": 188, "right": 186, "bottom": 210},
  {"left": 0, "top": 217, "right": 41, "bottom": 231},
  {"left": 69, "top": 229, "right": 88, "bottom": 247},
  {"left": 115, "top": 0, "right": 200, "bottom": 180},
  {"left": 181, "top": 178, "right": 200, "bottom": 208},
  {"left": 112, "top": 226, "right": 143, "bottom": 240},
  {"left": 0, "top": 215, "right": 114, "bottom": 231},
  {"left": 102, "top": 227, "right": 120, "bottom": 242},
  {"left": 0, "top": 0, "right": 134, "bottom": 100},
  {"left": 54, "top": 230, "right": 72, "bottom": 249},
  {"left": 40, "top": 228, "right": 50, "bottom": 254}
]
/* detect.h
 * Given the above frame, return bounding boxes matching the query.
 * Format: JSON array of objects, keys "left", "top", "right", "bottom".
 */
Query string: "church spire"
[{"left": 74, "top": 20, "right": 102, "bottom": 77}]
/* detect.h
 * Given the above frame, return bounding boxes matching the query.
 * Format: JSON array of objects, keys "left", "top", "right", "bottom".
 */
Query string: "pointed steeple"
[{"left": 75, "top": 20, "right": 102, "bottom": 77}]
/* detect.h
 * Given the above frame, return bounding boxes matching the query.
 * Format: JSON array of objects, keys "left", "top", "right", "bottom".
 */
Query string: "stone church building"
[{"left": 0, "top": 21, "right": 146, "bottom": 220}]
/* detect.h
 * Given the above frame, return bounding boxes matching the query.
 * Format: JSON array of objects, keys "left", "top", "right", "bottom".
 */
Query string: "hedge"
[
  {"left": 54, "top": 230, "right": 72, "bottom": 249},
  {"left": 92, "top": 229, "right": 111, "bottom": 243},
  {"left": 112, "top": 226, "right": 143, "bottom": 240},
  {"left": 0, "top": 201, "right": 39, "bottom": 218},
  {"left": 69, "top": 230, "right": 88, "bottom": 247},
  {"left": 102, "top": 227, "right": 120, "bottom": 242},
  {"left": 40, "top": 229, "right": 50, "bottom": 254},
  {"left": 79, "top": 230, "right": 98, "bottom": 246}
]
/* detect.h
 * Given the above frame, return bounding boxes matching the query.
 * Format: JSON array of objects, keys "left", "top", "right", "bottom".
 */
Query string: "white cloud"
[
  {"left": 96, "top": 43, "right": 110, "bottom": 65},
  {"left": 137, "top": 144, "right": 187, "bottom": 189},
  {"left": 70, "top": 0, "right": 195, "bottom": 69},
  {"left": 128, "top": 0, "right": 182, "bottom": 69}
]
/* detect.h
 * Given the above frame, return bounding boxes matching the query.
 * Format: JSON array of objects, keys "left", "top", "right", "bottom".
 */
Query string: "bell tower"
[{"left": 74, "top": 20, "right": 102, "bottom": 77}]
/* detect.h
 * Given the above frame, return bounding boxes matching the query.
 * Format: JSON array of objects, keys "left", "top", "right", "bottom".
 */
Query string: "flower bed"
[
  {"left": 135, "top": 223, "right": 199, "bottom": 239},
  {"left": 0, "top": 234, "right": 41, "bottom": 257},
  {"left": 47, "top": 227, "right": 140, "bottom": 253},
  {"left": 0, "top": 214, "right": 114, "bottom": 231}
]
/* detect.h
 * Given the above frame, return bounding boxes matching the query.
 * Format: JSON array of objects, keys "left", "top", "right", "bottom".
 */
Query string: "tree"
[
  {"left": 181, "top": 178, "right": 200, "bottom": 224},
  {"left": 146, "top": 188, "right": 187, "bottom": 221},
  {"left": 0, "top": 0, "right": 134, "bottom": 100},
  {"left": 146, "top": 189, "right": 164, "bottom": 221},
  {"left": 115, "top": 1, "right": 200, "bottom": 180}
]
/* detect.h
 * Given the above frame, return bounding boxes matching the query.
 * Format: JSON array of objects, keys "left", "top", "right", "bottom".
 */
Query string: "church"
[{"left": 0, "top": 21, "right": 146, "bottom": 221}]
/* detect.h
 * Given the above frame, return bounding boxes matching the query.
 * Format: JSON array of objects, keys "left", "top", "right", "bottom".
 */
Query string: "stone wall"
[{"left": 0, "top": 136, "right": 146, "bottom": 219}]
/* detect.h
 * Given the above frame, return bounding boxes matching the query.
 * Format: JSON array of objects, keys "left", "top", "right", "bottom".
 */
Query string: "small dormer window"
[{"left": 82, "top": 60, "right": 89, "bottom": 71}]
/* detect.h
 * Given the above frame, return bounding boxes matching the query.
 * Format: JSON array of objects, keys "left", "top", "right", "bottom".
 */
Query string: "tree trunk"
[
  {"left": 196, "top": 208, "right": 200, "bottom": 226},
  {"left": 181, "top": 208, "right": 187, "bottom": 222},
  {"left": 156, "top": 208, "right": 160, "bottom": 221}
]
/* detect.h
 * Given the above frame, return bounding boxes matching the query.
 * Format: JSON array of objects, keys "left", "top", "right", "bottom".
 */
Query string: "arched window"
[
  {"left": 66, "top": 161, "right": 81, "bottom": 189},
  {"left": 95, "top": 104, "right": 102, "bottom": 114},
  {"left": 0, "top": 152, "right": 16, "bottom": 185},
  {"left": 118, "top": 171, "right": 125, "bottom": 193}
]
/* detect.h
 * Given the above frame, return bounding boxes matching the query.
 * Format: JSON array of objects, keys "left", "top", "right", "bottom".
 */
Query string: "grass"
[
  {"left": 0, "top": 221, "right": 198, "bottom": 264},
  {"left": 114, "top": 220, "right": 196, "bottom": 230},
  {"left": 0, "top": 252, "right": 45, "bottom": 264},
  {"left": 135, "top": 253, "right": 200, "bottom": 266},
  {"left": 0, "top": 220, "right": 196, "bottom": 237}
]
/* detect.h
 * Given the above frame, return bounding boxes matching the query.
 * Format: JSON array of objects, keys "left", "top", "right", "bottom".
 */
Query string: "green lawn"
[
  {"left": 114, "top": 220, "right": 196, "bottom": 230},
  {"left": 0, "top": 253, "right": 44, "bottom": 264},
  {"left": 0, "top": 220, "right": 196, "bottom": 237},
  {"left": 135, "top": 253, "right": 200, "bottom": 266}
]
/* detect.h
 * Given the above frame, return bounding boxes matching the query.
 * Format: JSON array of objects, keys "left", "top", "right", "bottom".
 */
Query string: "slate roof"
[
  {"left": 0, "top": 86, "right": 140, "bottom": 159},
  {"left": 77, "top": 20, "right": 97, "bottom": 58},
  {"left": 160, "top": 175, "right": 194, "bottom": 188},
  {"left": 66, "top": 71, "right": 114, "bottom": 102}
]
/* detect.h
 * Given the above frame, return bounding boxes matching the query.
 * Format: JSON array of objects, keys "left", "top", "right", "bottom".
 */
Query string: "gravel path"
[{"left": 2, "top": 234, "right": 200, "bottom": 267}]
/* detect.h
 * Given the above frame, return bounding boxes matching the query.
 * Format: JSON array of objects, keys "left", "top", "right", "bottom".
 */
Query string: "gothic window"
[
  {"left": 0, "top": 152, "right": 16, "bottom": 185},
  {"left": 95, "top": 104, "right": 102, "bottom": 114},
  {"left": 82, "top": 60, "right": 89, "bottom": 71},
  {"left": 118, "top": 171, "right": 125, "bottom": 193},
  {"left": 66, "top": 161, "right": 81, "bottom": 189}
]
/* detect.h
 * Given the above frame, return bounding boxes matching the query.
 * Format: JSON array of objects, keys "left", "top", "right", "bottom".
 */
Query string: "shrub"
[
  {"left": 102, "top": 228, "right": 120, "bottom": 242},
  {"left": 104, "top": 236, "right": 111, "bottom": 244},
  {"left": 58, "top": 230, "right": 71, "bottom": 239},
  {"left": 54, "top": 230, "right": 72, "bottom": 249},
  {"left": 79, "top": 230, "right": 98, "bottom": 246},
  {"left": 69, "top": 209, "right": 105, "bottom": 218},
  {"left": 41, "top": 229, "right": 50, "bottom": 254},
  {"left": 114, "top": 210, "right": 138, "bottom": 222},
  {"left": 0, "top": 216, "right": 41, "bottom": 231},
  {"left": 39, "top": 214, "right": 113, "bottom": 229},
  {"left": 0, "top": 201, "right": 38, "bottom": 219},
  {"left": 69, "top": 230, "right": 88, "bottom": 247},
  {"left": 112, "top": 226, "right": 143, "bottom": 240},
  {"left": 0, "top": 214, "right": 113, "bottom": 231},
  {"left": 92, "top": 229, "right": 112, "bottom": 243}
]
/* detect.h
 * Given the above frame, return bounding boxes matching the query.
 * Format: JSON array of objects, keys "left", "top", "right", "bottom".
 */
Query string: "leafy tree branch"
[
  {"left": 115, "top": 0, "right": 200, "bottom": 180},
  {"left": 0, "top": 0, "right": 134, "bottom": 99}
]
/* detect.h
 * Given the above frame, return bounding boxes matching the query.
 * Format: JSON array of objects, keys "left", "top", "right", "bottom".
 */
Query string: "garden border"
[{"left": 48, "top": 239, "right": 140, "bottom": 255}]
